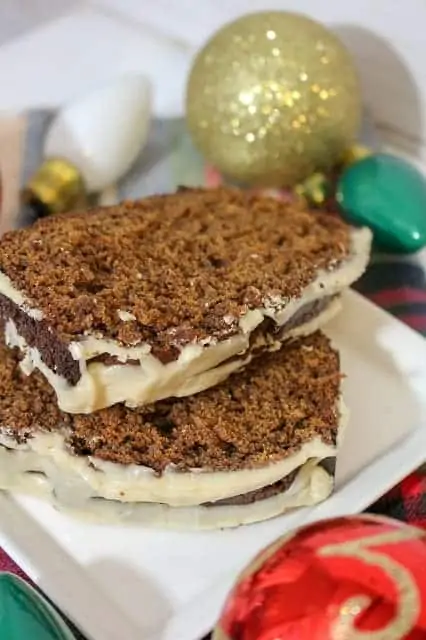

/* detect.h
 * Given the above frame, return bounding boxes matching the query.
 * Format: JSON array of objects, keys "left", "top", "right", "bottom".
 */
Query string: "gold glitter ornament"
[{"left": 186, "top": 11, "right": 361, "bottom": 187}]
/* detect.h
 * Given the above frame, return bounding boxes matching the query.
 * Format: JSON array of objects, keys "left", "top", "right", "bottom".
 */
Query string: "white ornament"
[{"left": 44, "top": 75, "right": 151, "bottom": 192}]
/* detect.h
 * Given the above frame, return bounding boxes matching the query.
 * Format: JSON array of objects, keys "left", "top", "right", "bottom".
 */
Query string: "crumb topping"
[{"left": 0, "top": 187, "right": 350, "bottom": 348}]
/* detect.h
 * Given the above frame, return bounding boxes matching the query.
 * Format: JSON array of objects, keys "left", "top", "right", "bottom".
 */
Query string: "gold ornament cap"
[
  {"left": 22, "top": 157, "right": 88, "bottom": 216},
  {"left": 295, "top": 172, "right": 331, "bottom": 207}
]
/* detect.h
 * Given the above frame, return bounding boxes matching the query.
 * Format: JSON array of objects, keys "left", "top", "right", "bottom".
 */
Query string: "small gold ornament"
[
  {"left": 340, "top": 144, "right": 372, "bottom": 168},
  {"left": 186, "top": 11, "right": 361, "bottom": 187},
  {"left": 22, "top": 158, "right": 88, "bottom": 217},
  {"left": 294, "top": 172, "right": 330, "bottom": 207}
]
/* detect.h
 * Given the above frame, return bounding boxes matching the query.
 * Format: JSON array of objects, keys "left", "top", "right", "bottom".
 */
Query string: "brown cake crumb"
[
  {"left": 0, "top": 344, "right": 71, "bottom": 442},
  {"left": 0, "top": 187, "right": 350, "bottom": 348},
  {"left": 0, "top": 331, "right": 341, "bottom": 473}
]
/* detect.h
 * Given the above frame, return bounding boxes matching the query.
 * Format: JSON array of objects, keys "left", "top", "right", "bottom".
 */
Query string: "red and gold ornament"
[{"left": 213, "top": 515, "right": 426, "bottom": 639}]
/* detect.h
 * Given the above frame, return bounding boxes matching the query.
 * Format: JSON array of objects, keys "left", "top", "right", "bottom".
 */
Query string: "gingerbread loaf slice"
[
  {"left": 0, "top": 187, "right": 370, "bottom": 413},
  {"left": 0, "top": 331, "right": 344, "bottom": 530}
]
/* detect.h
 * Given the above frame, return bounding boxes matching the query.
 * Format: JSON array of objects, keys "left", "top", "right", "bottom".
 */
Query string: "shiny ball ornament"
[
  {"left": 213, "top": 515, "right": 426, "bottom": 640},
  {"left": 0, "top": 573, "right": 76, "bottom": 639},
  {"left": 337, "top": 153, "right": 426, "bottom": 254},
  {"left": 186, "top": 11, "right": 361, "bottom": 187}
]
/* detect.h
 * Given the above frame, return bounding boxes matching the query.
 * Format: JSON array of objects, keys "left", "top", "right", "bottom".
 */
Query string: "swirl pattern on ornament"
[{"left": 320, "top": 529, "right": 422, "bottom": 640}]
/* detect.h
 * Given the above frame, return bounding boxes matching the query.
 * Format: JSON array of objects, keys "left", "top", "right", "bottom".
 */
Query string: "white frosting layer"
[
  {"left": 0, "top": 432, "right": 337, "bottom": 507},
  {"left": 0, "top": 437, "right": 334, "bottom": 529},
  {"left": 0, "top": 397, "right": 346, "bottom": 528},
  {"left": 0, "top": 454, "right": 333, "bottom": 530},
  {"left": 1, "top": 227, "right": 371, "bottom": 413},
  {"left": 5, "top": 297, "right": 341, "bottom": 414}
]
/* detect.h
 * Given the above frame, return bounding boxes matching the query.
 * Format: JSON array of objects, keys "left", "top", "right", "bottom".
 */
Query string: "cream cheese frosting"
[
  {"left": 0, "top": 446, "right": 333, "bottom": 530},
  {"left": 0, "top": 398, "right": 347, "bottom": 515},
  {"left": 0, "top": 434, "right": 336, "bottom": 529}
]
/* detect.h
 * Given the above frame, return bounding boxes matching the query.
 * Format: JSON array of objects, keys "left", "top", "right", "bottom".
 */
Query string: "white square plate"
[{"left": 1, "top": 290, "right": 426, "bottom": 640}]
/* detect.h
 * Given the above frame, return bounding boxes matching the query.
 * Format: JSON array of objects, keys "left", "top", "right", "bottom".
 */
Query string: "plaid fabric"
[
  {"left": 370, "top": 468, "right": 426, "bottom": 529},
  {"left": 356, "top": 260, "right": 426, "bottom": 529},
  {"left": 0, "top": 112, "right": 425, "bottom": 638},
  {"left": 355, "top": 260, "right": 426, "bottom": 525}
]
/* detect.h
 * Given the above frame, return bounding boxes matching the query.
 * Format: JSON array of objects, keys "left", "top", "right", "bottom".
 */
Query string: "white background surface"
[{"left": 0, "top": 0, "right": 426, "bottom": 155}]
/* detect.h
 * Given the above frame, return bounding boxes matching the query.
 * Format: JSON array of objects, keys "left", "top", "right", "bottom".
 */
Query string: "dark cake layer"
[
  {"left": 0, "top": 293, "right": 80, "bottom": 384},
  {"left": 204, "top": 457, "right": 336, "bottom": 507},
  {"left": 204, "top": 470, "right": 299, "bottom": 506}
]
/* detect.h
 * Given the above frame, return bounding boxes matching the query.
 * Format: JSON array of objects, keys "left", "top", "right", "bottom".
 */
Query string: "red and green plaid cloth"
[
  {"left": 355, "top": 258, "right": 426, "bottom": 528},
  {"left": 356, "top": 259, "right": 426, "bottom": 529}
]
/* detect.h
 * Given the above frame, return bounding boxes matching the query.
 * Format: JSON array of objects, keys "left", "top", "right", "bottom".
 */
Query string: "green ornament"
[
  {"left": 0, "top": 573, "right": 75, "bottom": 640},
  {"left": 337, "top": 153, "right": 426, "bottom": 253}
]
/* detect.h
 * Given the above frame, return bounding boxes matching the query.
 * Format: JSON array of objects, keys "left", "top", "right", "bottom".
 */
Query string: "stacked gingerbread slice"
[{"left": 0, "top": 187, "right": 371, "bottom": 529}]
